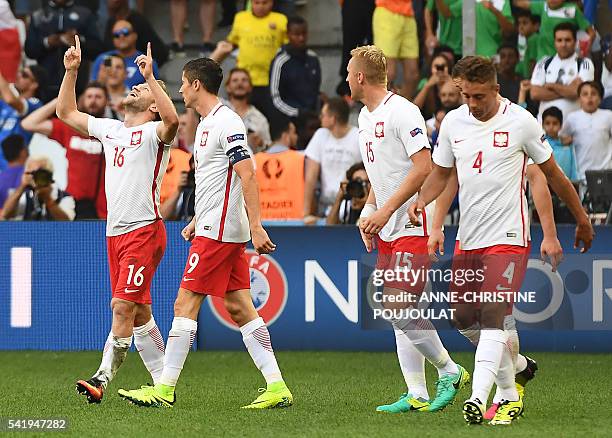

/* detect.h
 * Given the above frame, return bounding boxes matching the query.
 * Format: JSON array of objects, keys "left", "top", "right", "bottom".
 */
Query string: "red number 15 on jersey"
[{"left": 365, "top": 141, "right": 374, "bottom": 163}]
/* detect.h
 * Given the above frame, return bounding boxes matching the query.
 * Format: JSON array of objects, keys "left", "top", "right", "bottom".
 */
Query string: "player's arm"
[
  {"left": 181, "top": 216, "right": 196, "bottom": 242},
  {"left": 360, "top": 148, "right": 432, "bottom": 234},
  {"left": 135, "top": 43, "right": 179, "bottom": 144},
  {"left": 526, "top": 163, "right": 563, "bottom": 270},
  {"left": 0, "top": 69, "right": 26, "bottom": 114},
  {"left": 234, "top": 159, "right": 276, "bottom": 254},
  {"left": 56, "top": 36, "right": 90, "bottom": 136},
  {"left": 21, "top": 97, "right": 57, "bottom": 137},
  {"left": 428, "top": 167, "right": 458, "bottom": 259},
  {"left": 409, "top": 115, "right": 455, "bottom": 225},
  {"left": 537, "top": 156, "right": 594, "bottom": 252}
]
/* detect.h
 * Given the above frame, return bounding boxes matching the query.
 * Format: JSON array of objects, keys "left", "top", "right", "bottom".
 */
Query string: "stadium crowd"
[{"left": 0, "top": 0, "right": 610, "bottom": 223}]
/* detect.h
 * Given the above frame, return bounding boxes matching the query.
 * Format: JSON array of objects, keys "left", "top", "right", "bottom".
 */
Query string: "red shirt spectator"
[{"left": 49, "top": 118, "right": 107, "bottom": 218}]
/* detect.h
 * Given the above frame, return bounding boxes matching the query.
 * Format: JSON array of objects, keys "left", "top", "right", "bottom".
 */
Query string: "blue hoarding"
[{"left": 1, "top": 222, "right": 611, "bottom": 351}]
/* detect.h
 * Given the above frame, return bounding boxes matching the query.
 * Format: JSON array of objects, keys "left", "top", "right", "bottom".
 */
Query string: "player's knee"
[
  {"left": 479, "top": 308, "right": 505, "bottom": 329},
  {"left": 112, "top": 300, "right": 136, "bottom": 322},
  {"left": 134, "top": 305, "right": 152, "bottom": 327}
]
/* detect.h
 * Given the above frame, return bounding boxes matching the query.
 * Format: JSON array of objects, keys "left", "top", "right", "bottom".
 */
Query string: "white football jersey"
[
  {"left": 88, "top": 117, "right": 171, "bottom": 236},
  {"left": 358, "top": 92, "right": 434, "bottom": 242},
  {"left": 433, "top": 101, "right": 553, "bottom": 250},
  {"left": 193, "top": 102, "right": 251, "bottom": 243}
]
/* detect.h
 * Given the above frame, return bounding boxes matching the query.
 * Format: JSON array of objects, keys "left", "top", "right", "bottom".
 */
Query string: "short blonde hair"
[{"left": 350, "top": 45, "right": 387, "bottom": 86}]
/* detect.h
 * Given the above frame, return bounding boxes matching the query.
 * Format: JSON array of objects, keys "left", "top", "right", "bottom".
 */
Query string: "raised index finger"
[
  {"left": 147, "top": 42, "right": 151, "bottom": 58},
  {"left": 75, "top": 34, "right": 80, "bottom": 51}
]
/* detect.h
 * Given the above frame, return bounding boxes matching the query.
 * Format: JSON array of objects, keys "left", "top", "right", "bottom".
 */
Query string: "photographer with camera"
[
  {"left": 326, "top": 162, "right": 370, "bottom": 225},
  {"left": 1, "top": 155, "right": 75, "bottom": 221}
]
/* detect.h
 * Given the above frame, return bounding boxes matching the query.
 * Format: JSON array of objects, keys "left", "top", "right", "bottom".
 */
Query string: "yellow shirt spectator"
[{"left": 227, "top": 11, "right": 288, "bottom": 87}]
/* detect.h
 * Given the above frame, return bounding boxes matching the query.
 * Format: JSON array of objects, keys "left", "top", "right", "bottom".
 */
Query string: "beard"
[{"left": 123, "top": 95, "right": 149, "bottom": 113}]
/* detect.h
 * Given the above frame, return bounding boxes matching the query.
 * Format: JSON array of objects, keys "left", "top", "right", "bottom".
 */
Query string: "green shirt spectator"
[
  {"left": 515, "top": 0, "right": 593, "bottom": 60},
  {"left": 425, "top": 0, "right": 463, "bottom": 57},
  {"left": 517, "top": 33, "right": 539, "bottom": 78},
  {"left": 476, "top": 0, "right": 515, "bottom": 57}
]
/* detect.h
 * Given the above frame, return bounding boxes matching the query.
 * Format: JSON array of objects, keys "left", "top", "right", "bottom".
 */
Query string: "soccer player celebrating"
[
  {"left": 408, "top": 56, "right": 593, "bottom": 425},
  {"left": 56, "top": 37, "right": 179, "bottom": 403},
  {"left": 118, "top": 58, "right": 292, "bottom": 409},
  {"left": 347, "top": 45, "right": 469, "bottom": 414}
]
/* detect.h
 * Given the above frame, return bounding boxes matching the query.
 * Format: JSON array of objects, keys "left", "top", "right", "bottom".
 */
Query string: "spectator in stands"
[
  {"left": 104, "top": 0, "right": 168, "bottom": 66},
  {"left": 160, "top": 156, "right": 195, "bottom": 221},
  {"left": 270, "top": 16, "right": 321, "bottom": 122},
  {"left": 211, "top": 0, "right": 287, "bottom": 116},
  {"left": 160, "top": 142, "right": 191, "bottom": 206},
  {"left": 0, "top": 67, "right": 45, "bottom": 170},
  {"left": 1, "top": 155, "right": 75, "bottom": 221},
  {"left": 97, "top": 54, "right": 129, "bottom": 119},
  {"left": 541, "top": 106, "right": 577, "bottom": 181},
  {"left": 173, "top": 110, "right": 198, "bottom": 153},
  {"left": 303, "top": 98, "right": 360, "bottom": 223},
  {"left": 560, "top": 81, "right": 612, "bottom": 184},
  {"left": 372, "top": 0, "right": 419, "bottom": 99},
  {"left": 438, "top": 79, "right": 462, "bottom": 110},
  {"left": 296, "top": 110, "right": 320, "bottom": 150},
  {"left": 169, "top": 0, "right": 217, "bottom": 56},
  {"left": 497, "top": 44, "right": 523, "bottom": 103},
  {"left": 413, "top": 54, "right": 451, "bottom": 119},
  {"left": 531, "top": 22, "right": 595, "bottom": 121},
  {"left": 513, "top": 0, "right": 595, "bottom": 61},
  {"left": 25, "top": 0, "right": 102, "bottom": 92},
  {"left": 0, "top": 135, "right": 28, "bottom": 214},
  {"left": 515, "top": 8, "right": 540, "bottom": 79},
  {"left": 91, "top": 19, "right": 159, "bottom": 90},
  {"left": 326, "top": 161, "right": 369, "bottom": 225},
  {"left": 255, "top": 117, "right": 304, "bottom": 220},
  {"left": 428, "top": 107, "right": 448, "bottom": 146},
  {"left": 424, "top": 0, "right": 462, "bottom": 60},
  {"left": 223, "top": 67, "right": 271, "bottom": 153},
  {"left": 337, "top": 0, "right": 375, "bottom": 97},
  {"left": 0, "top": 0, "right": 21, "bottom": 83},
  {"left": 475, "top": 0, "right": 514, "bottom": 57},
  {"left": 20, "top": 84, "right": 109, "bottom": 219}
]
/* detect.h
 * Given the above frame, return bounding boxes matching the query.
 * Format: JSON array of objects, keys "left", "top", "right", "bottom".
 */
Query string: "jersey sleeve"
[
  {"left": 87, "top": 116, "right": 106, "bottom": 140},
  {"left": 432, "top": 116, "right": 455, "bottom": 168},
  {"left": 530, "top": 58, "right": 547, "bottom": 86},
  {"left": 219, "top": 114, "right": 251, "bottom": 165},
  {"left": 396, "top": 103, "right": 430, "bottom": 157},
  {"left": 578, "top": 58, "right": 595, "bottom": 82},
  {"left": 521, "top": 114, "right": 553, "bottom": 164},
  {"left": 88, "top": 116, "right": 118, "bottom": 142},
  {"left": 304, "top": 128, "right": 324, "bottom": 163}
]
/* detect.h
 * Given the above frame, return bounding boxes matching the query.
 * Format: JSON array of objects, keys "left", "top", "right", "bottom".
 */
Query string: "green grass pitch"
[{"left": 1, "top": 351, "right": 611, "bottom": 437}]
